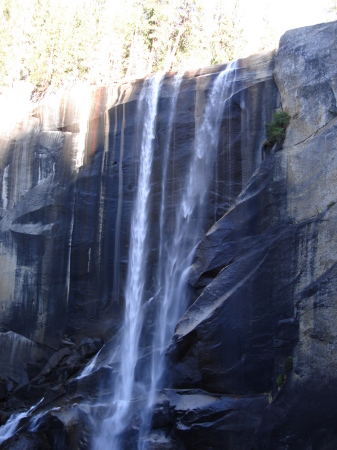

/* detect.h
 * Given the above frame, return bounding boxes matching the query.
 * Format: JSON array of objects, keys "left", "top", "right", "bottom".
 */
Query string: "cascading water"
[
  {"left": 139, "top": 62, "right": 237, "bottom": 447},
  {"left": 156, "top": 72, "right": 183, "bottom": 298},
  {"left": 95, "top": 72, "right": 164, "bottom": 449},
  {"left": 95, "top": 62, "right": 237, "bottom": 449},
  {"left": 0, "top": 398, "right": 44, "bottom": 444},
  {"left": 137, "top": 73, "right": 184, "bottom": 444}
]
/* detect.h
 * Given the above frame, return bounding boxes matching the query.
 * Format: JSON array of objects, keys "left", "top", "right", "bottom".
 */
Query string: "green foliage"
[
  {"left": 276, "top": 355, "right": 293, "bottom": 389},
  {"left": 276, "top": 373, "right": 285, "bottom": 387},
  {"left": 284, "top": 356, "right": 293, "bottom": 374},
  {"left": 0, "top": 0, "right": 245, "bottom": 93},
  {"left": 210, "top": 0, "right": 244, "bottom": 65},
  {"left": 264, "top": 111, "right": 291, "bottom": 148},
  {"left": 328, "top": 0, "right": 337, "bottom": 18}
]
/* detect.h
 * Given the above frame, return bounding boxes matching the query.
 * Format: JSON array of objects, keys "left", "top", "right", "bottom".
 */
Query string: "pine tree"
[{"left": 0, "top": 0, "right": 247, "bottom": 94}]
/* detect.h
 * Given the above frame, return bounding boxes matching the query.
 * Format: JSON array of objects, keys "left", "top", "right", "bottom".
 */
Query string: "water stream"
[
  {"left": 0, "top": 398, "right": 44, "bottom": 444},
  {"left": 96, "top": 62, "right": 237, "bottom": 449},
  {"left": 95, "top": 72, "right": 164, "bottom": 449}
]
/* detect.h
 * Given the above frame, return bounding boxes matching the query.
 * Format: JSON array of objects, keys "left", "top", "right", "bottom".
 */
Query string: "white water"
[
  {"left": 95, "top": 63, "right": 237, "bottom": 449},
  {"left": 0, "top": 397, "right": 44, "bottom": 444},
  {"left": 95, "top": 72, "right": 164, "bottom": 449},
  {"left": 156, "top": 73, "right": 183, "bottom": 294},
  {"left": 138, "top": 63, "right": 238, "bottom": 447},
  {"left": 1, "top": 165, "right": 9, "bottom": 209},
  {"left": 76, "top": 346, "right": 103, "bottom": 380}
]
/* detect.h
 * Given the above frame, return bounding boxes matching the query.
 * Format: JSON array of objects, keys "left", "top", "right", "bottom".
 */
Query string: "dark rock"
[
  {"left": 0, "top": 379, "right": 7, "bottom": 400},
  {"left": 1, "top": 20, "right": 337, "bottom": 450},
  {"left": 77, "top": 337, "right": 102, "bottom": 358},
  {"left": 39, "top": 348, "right": 71, "bottom": 377},
  {"left": 163, "top": 389, "right": 269, "bottom": 450},
  {"left": 0, "top": 332, "right": 51, "bottom": 392},
  {"left": 273, "top": 318, "right": 299, "bottom": 348},
  {"left": 141, "top": 432, "right": 179, "bottom": 450},
  {"left": 0, "top": 433, "right": 48, "bottom": 449},
  {"left": 275, "top": 21, "right": 337, "bottom": 147}
]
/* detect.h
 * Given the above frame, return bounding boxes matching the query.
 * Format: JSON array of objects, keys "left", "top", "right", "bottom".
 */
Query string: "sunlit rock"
[{"left": 1, "top": 21, "right": 337, "bottom": 450}]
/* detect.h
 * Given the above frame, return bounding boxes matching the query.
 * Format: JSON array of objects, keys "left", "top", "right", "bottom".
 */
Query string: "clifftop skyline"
[{"left": 1, "top": 0, "right": 336, "bottom": 97}]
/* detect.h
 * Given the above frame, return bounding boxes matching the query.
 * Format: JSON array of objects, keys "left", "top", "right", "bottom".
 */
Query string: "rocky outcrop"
[
  {"left": 171, "top": 21, "right": 337, "bottom": 449},
  {"left": 0, "top": 51, "right": 277, "bottom": 384},
  {"left": 1, "top": 20, "right": 337, "bottom": 450}
]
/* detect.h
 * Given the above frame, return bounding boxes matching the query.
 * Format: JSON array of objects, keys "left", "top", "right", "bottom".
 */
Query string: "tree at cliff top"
[
  {"left": 0, "top": 0, "right": 245, "bottom": 93},
  {"left": 327, "top": 0, "right": 337, "bottom": 17}
]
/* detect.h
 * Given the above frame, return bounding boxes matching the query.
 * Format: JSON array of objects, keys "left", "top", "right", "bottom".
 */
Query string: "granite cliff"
[{"left": 0, "top": 21, "right": 337, "bottom": 449}]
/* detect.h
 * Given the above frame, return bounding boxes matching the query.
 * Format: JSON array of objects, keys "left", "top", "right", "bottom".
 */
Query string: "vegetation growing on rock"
[
  {"left": 0, "top": 0, "right": 245, "bottom": 95},
  {"left": 276, "top": 356, "right": 293, "bottom": 388},
  {"left": 264, "top": 110, "right": 291, "bottom": 148}
]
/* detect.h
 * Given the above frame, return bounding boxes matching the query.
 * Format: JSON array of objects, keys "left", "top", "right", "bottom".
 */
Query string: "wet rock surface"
[
  {"left": 1, "top": 21, "right": 337, "bottom": 449},
  {"left": 173, "top": 21, "right": 337, "bottom": 449}
]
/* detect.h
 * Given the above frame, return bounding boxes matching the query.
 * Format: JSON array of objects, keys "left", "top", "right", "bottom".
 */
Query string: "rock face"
[
  {"left": 0, "top": 21, "right": 337, "bottom": 449},
  {"left": 173, "top": 22, "right": 337, "bottom": 449}
]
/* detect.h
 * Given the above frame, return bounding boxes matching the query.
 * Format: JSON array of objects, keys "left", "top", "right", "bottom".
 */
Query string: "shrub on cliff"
[{"left": 264, "top": 111, "right": 291, "bottom": 147}]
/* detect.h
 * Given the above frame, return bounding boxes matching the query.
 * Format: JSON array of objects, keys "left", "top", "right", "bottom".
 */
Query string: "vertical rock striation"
[
  {"left": 173, "top": 21, "right": 337, "bottom": 449},
  {"left": 0, "top": 21, "right": 337, "bottom": 450}
]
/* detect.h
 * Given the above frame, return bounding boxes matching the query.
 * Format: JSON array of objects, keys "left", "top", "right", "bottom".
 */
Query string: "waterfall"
[
  {"left": 156, "top": 73, "right": 183, "bottom": 296},
  {"left": 158, "top": 61, "right": 237, "bottom": 344},
  {"left": 2, "top": 165, "right": 9, "bottom": 209},
  {"left": 138, "top": 62, "right": 237, "bottom": 447},
  {"left": 95, "top": 72, "right": 164, "bottom": 449},
  {"left": 0, "top": 398, "right": 44, "bottom": 444},
  {"left": 95, "top": 62, "right": 237, "bottom": 449}
]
